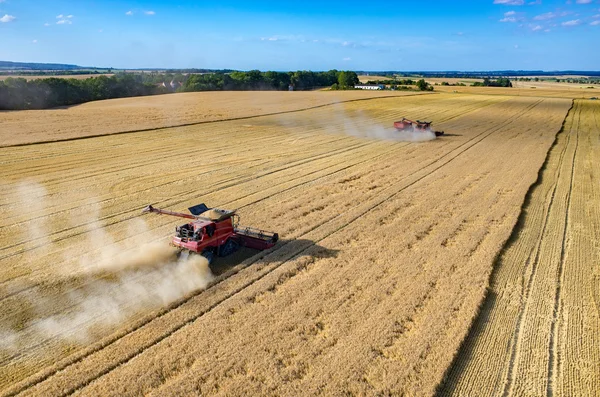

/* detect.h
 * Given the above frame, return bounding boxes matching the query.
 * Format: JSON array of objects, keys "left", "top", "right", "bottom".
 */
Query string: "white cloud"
[
  {"left": 44, "top": 22, "right": 50, "bottom": 26},
  {"left": 144, "top": 10, "right": 155, "bottom": 15},
  {"left": 576, "top": 0, "right": 592, "bottom": 3},
  {"left": 0, "top": 14, "right": 15, "bottom": 23},
  {"left": 32, "top": 39, "right": 37, "bottom": 43},
  {"left": 494, "top": 0, "right": 525, "bottom": 5},
  {"left": 500, "top": 16, "right": 517, "bottom": 22},
  {"left": 56, "top": 14, "right": 73, "bottom": 25},
  {"left": 534, "top": 12, "right": 556, "bottom": 20},
  {"left": 343, "top": 57, "right": 351, "bottom": 61},
  {"left": 562, "top": 19, "right": 581, "bottom": 26},
  {"left": 505, "top": 11, "right": 517, "bottom": 16},
  {"left": 125, "top": 10, "right": 133, "bottom": 15},
  {"left": 591, "top": 20, "right": 600, "bottom": 25},
  {"left": 531, "top": 25, "right": 543, "bottom": 30},
  {"left": 98, "top": 29, "right": 103, "bottom": 32}
]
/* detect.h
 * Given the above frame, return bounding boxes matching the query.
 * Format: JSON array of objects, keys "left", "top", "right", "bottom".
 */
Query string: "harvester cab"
[{"left": 142, "top": 203, "right": 278, "bottom": 264}]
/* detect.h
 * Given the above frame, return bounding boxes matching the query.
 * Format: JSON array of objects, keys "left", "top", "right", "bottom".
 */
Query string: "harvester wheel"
[{"left": 219, "top": 238, "right": 240, "bottom": 257}]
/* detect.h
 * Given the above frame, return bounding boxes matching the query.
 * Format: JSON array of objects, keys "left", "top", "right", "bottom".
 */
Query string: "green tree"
[
  {"left": 337, "top": 71, "right": 359, "bottom": 88},
  {"left": 416, "top": 79, "right": 432, "bottom": 91}
]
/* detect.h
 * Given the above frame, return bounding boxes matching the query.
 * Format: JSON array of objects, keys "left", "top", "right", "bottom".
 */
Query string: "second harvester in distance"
[
  {"left": 394, "top": 118, "right": 445, "bottom": 136},
  {"left": 142, "top": 203, "right": 279, "bottom": 264}
]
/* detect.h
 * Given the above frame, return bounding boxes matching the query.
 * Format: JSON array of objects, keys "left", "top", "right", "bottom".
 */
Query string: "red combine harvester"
[
  {"left": 142, "top": 203, "right": 278, "bottom": 264},
  {"left": 393, "top": 118, "right": 445, "bottom": 137}
]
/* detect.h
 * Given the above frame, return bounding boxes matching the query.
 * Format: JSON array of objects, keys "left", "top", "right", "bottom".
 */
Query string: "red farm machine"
[
  {"left": 142, "top": 203, "right": 278, "bottom": 264},
  {"left": 393, "top": 118, "right": 445, "bottom": 137}
]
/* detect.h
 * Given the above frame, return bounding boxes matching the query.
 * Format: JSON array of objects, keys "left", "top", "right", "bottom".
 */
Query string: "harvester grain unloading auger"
[
  {"left": 393, "top": 118, "right": 445, "bottom": 137},
  {"left": 142, "top": 203, "right": 278, "bottom": 264}
]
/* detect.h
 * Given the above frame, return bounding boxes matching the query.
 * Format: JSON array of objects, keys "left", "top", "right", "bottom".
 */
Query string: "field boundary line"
[{"left": 0, "top": 93, "right": 433, "bottom": 148}]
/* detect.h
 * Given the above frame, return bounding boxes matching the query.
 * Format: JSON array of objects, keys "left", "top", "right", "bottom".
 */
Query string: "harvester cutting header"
[
  {"left": 394, "top": 118, "right": 445, "bottom": 137},
  {"left": 142, "top": 203, "right": 278, "bottom": 264}
]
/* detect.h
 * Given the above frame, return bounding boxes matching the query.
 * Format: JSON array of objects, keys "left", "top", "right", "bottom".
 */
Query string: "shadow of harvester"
[{"left": 209, "top": 238, "right": 339, "bottom": 276}]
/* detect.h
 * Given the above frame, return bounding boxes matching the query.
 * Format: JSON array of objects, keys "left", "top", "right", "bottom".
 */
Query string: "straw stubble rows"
[
  {"left": 0, "top": 92, "right": 582, "bottom": 396},
  {"left": 439, "top": 99, "right": 600, "bottom": 397}
]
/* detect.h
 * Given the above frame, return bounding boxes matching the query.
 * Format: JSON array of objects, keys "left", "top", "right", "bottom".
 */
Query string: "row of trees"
[
  {"left": 0, "top": 74, "right": 162, "bottom": 110},
  {"left": 471, "top": 77, "right": 512, "bottom": 87},
  {"left": 365, "top": 78, "right": 419, "bottom": 86},
  {"left": 515, "top": 77, "right": 599, "bottom": 84},
  {"left": 0, "top": 70, "right": 359, "bottom": 110}
]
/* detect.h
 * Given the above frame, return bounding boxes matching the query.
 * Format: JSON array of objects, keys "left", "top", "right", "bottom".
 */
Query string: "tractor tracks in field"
[
  {"left": 501, "top": 103, "right": 577, "bottom": 397},
  {"left": 0, "top": 138, "right": 373, "bottom": 262},
  {"left": 435, "top": 99, "right": 579, "bottom": 397},
  {"left": 2, "top": 97, "right": 546, "bottom": 397},
  {"left": 546, "top": 104, "right": 579, "bottom": 397}
]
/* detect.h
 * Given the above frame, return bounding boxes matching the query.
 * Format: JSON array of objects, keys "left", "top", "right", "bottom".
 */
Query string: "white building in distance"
[{"left": 355, "top": 84, "right": 385, "bottom": 90}]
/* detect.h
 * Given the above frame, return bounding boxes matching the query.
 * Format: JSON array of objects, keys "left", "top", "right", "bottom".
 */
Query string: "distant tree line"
[
  {"left": 0, "top": 70, "right": 359, "bottom": 110},
  {"left": 0, "top": 74, "right": 163, "bottom": 110},
  {"left": 355, "top": 71, "right": 600, "bottom": 78},
  {"left": 361, "top": 78, "right": 435, "bottom": 91},
  {"left": 471, "top": 77, "right": 512, "bottom": 87},
  {"left": 365, "top": 78, "right": 418, "bottom": 86},
  {"left": 439, "top": 81, "right": 466, "bottom": 86},
  {"left": 516, "top": 77, "right": 599, "bottom": 84}
]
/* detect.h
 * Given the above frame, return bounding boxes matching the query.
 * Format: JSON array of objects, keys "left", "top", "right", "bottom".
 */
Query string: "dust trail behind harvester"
[
  {"left": 278, "top": 103, "right": 436, "bottom": 142},
  {"left": 33, "top": 252, "right": 213, "bottom": 343},
  {"left": 0, "top": 184, "right": 214, "bottom": 351}
]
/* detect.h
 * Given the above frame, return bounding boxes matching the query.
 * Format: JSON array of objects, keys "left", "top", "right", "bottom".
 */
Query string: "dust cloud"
[
  {"left": 33, "top": 254, "right": 213, "bottom": 343},
  {"left": 281, "top": 104, "right": 437, "bottom": 143},
  {"left": 0, "top": 182, "right": 214, "bottom": 349}
]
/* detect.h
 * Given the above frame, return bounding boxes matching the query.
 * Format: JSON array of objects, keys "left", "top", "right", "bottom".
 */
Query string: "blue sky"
[{"left": 0, "top": 0, "right": 598, "bottom": 71}]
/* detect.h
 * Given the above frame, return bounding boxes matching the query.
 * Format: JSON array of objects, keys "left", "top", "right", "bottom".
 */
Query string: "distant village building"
[{"left": 355, "top": 84, "right": 385, "bottom": 90}]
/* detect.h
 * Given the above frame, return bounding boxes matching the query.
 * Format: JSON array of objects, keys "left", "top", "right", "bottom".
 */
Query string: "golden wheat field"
[
  {"left": 0, "top": 91, "right": 424, "bottom": 147},
  {"left": 0, "top": 89, "right": 598, "bottom": 396}
]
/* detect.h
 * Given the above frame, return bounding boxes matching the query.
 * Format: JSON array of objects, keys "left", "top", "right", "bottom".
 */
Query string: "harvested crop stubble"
[
  {"left": 0, "top": 93, "right": 571, "bottom": 396},
  {"left": 439, "top": 99, "right": 600, "bottom": 397}
]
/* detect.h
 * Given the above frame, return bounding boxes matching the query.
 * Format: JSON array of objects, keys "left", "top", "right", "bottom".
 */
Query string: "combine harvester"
[
  {"left": 393, "top": 118, "right": 445, "bottom": 137},
  {"left": 142, "top": 203, "right": 278, "bottom": 264}
]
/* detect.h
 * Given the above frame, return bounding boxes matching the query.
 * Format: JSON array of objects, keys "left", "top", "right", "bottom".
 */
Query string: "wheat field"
[
  {"left": 0, "top": 91, "right": 425, "bottom": 147},
  {"left": 438, "top": 98, "right": 600, "bottom": 396},
  {"left": 0, "top": 90, "right": 596, "bottom": 396}
]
